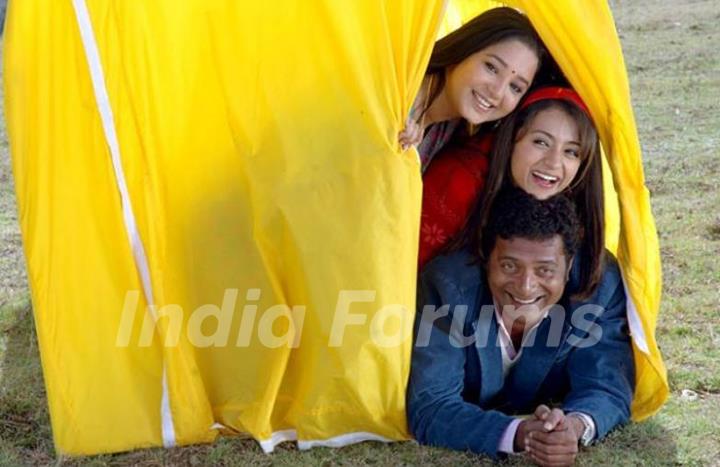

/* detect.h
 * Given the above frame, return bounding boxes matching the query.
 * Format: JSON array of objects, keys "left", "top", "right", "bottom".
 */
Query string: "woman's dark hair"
[
  {"left": 421, "top": 7, "right": 546, "bottom": 122},
  {"left": 462, "top": 98, "right": 605, "bottom": 299}
]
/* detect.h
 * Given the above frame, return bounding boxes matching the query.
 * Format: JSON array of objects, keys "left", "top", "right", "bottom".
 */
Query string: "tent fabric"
[
  {"left": 5, "top": 0, "right": 442, "bottom": 455},
  {"left": 4, "top": 0, "right": 666, "bottom": 456}
]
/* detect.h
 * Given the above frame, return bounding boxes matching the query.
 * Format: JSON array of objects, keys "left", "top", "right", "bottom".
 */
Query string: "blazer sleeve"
[
  {"left": 406, "top": 266, "right": 515, "bottom": 458},
  {"left": 561, "top": 260, "right": 635, "bottom": 440}
]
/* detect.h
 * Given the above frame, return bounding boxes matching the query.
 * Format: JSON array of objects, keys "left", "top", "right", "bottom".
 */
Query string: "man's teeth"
[
  {"left": 533, "top": 171, "right": 558, "bottom": 182},
  {"left": 511, "top": 295, "right": 539, "bottom": 304},
  {"left": 473, "top": 91, "right": 493, "bottom": 110}
]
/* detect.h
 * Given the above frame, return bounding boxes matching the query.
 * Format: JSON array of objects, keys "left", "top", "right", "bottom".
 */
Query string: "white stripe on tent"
[
  {"left": 258, "top": 430, "right": 394, "bottom": 453},
  {"left": 70, "top": 0, "right": 177, "bottom": 447},
  {"left": 620, "top": 274, "right": 650, "bottom": 355},
  {"left": 297, "top": 432, "right": 394, "bottom": 450},
  {"left": 258, "top": 430, "right": 297, "bottom": 453}
]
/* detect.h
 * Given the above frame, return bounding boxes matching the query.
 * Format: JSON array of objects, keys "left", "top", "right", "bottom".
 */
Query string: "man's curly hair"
[{"left": 480, "top": 187, "right": 581, "bottom": 264}]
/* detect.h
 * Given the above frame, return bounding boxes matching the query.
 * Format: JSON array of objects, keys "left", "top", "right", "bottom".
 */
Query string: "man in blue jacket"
[{"left": 407, "top": 189, "right": 634, "bottom": 466}]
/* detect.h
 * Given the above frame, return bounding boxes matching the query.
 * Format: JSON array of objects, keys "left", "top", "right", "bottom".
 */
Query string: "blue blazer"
[{"left": 407, "top": 249, "right": 634, "bottom": 458}]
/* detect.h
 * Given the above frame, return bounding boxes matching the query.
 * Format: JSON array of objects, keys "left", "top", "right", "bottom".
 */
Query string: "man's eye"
[
  {"left": 501, "top": 263, "right": 515, "bottom": 272},
  {"left": 538, "top": 267, "right": 555, "bottom": 276}
]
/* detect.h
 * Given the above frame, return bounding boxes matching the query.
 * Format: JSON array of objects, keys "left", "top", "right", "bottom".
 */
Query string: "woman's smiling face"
[
  {"left": 510, "top": 106, "right": 582, "bottom": 200},
  {"left": 444, "top": 39, "right": 539, "bottom": 125}
]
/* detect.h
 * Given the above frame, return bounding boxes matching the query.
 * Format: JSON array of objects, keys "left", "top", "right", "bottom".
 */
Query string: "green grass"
[{"left": 2, "top": 0, "right": 720, "bottom": 465}]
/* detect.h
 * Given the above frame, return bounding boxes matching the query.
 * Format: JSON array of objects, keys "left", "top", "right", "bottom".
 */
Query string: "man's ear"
[{"left": 564, "top": 256, "right": 574, "bottom": 282}]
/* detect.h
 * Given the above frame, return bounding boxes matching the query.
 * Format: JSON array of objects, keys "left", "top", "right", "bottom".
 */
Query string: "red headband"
[{"left": 519, "top": 86, "right": 591, "bottom": 118}]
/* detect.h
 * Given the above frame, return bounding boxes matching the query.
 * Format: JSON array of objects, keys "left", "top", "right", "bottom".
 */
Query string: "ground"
[{"left": 1, "top": 0, "right": 719, "bottom": 465}]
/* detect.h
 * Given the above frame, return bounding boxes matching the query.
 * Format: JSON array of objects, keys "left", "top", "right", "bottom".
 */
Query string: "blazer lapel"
[{"left": 472, "top": 294, "right": 504, "bottom": 405}]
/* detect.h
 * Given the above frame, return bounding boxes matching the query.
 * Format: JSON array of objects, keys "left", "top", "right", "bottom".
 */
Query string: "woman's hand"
[{"left": 398, "top": 118, "right": 423, "bottom": 151}]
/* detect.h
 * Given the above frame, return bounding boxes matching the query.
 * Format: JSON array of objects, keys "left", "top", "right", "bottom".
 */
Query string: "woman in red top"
[{"left": 419, "top": 86, "right": 604, "bottom": 299}]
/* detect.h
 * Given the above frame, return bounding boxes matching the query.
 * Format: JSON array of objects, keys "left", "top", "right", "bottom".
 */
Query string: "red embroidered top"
[{"left": 418, "top": 132, "right": 493, "bottom": 269}]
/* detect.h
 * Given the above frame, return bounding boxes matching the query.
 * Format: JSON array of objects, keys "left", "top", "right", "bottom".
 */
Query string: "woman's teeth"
[
  {"left": 532, "top": 171, "right": 559, "bottom": 184},
  {"left": 472, "top": 91, "right": 493, "bottom": 110}
]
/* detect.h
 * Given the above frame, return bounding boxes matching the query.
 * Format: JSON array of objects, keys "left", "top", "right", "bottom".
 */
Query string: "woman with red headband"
[{"left": 419, "top": 86, "right": 604, "bottom": 298}]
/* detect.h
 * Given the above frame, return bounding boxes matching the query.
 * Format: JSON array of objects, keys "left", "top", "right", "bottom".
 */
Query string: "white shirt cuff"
[{"left": 498, "top": 418, "right": 523, "bottom": 454}]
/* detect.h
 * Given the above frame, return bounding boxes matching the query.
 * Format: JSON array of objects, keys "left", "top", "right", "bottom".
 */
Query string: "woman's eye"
[
  {"left": 484, "top": 62, "right": 497, "bottom": 73},
  {"left": 533, "top": 138, "right": 549, "bottom": 148},
  {"left": 510, "top": 83, "right": 523, "bottom": 94},
  {"left": 565, "top": 148, "right": 580, "bottom": 158}
]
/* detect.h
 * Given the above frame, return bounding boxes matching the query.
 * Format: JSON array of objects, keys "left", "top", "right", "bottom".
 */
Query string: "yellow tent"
[{"left": 4, "top": 0, "right": 667, "bottom": 456}]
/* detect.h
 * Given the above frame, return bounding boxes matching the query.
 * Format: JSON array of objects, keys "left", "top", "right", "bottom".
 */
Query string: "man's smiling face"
[{"left": 487, "top": 235, "right": 569, "bottom": 330}]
